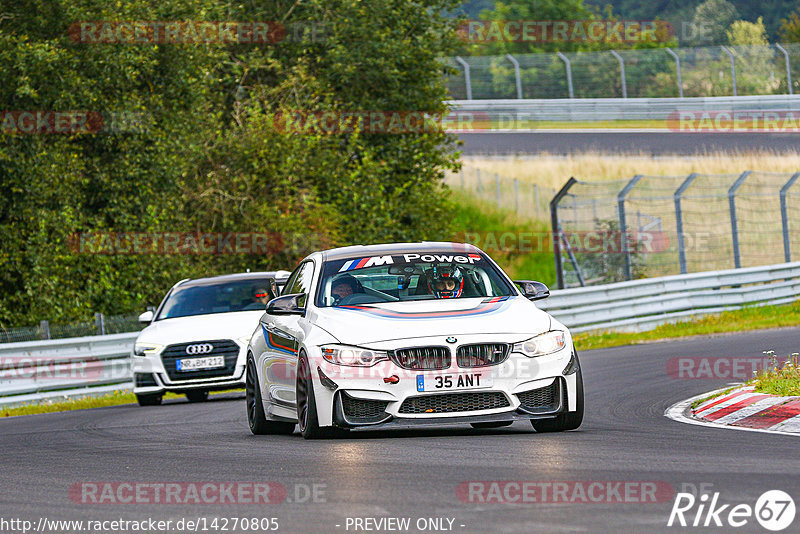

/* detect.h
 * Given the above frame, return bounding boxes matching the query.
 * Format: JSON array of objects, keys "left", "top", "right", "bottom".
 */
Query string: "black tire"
[
  {"left": 296, "top": 352, "right": 338, "bottom": 439},
  {"left": 246, "top": 354, "right": 295, "bottom": 435},
  {"left": 471, "top": 421, "right": 513, "bottom": 429},
  {"left": 531, "top": 360, "right": 584, "bottom": 433},
  {"left": 136, "top": 393, "right": 162, "bottom": 406},
  {"left": 185, "top": 390, "right": 209, "bottom": 403}
]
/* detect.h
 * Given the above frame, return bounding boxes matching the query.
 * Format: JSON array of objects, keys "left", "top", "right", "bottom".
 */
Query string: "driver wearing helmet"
[
  {"left": 331, "top": 274, "right": 364, "bottom": 304},
  {"left": 427, "top": 265, "right": 464, "bottom": 299}
]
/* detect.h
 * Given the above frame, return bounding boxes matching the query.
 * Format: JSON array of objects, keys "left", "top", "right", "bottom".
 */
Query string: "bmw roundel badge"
[{"left": 446, "top": 336, "right": 457, "bottom": 344}]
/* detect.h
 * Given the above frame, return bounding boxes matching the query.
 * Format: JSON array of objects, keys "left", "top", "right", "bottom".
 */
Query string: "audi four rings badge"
[{"left": 185, "top": 343, "right": 213, "bottom": 355}]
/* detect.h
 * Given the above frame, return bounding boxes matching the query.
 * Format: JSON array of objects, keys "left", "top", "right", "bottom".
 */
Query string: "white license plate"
[
  {"left": 416, "top": 372, "right": 492, "bottom": 392},
  {"left": 176, "top": 356, "right": 225, "bottom": 371}
]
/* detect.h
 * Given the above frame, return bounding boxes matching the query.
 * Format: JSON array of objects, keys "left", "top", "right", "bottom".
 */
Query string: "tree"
[
  {"left": 688, "top": 0, "right": 740, "bottom": 46},
  {"left": 779, "top": 10, "right": 800, "bottom": 42},
  {"left": 727, "top": 17, "right": 769, "bottom": 45},
  {"left": 0, "top": 0, "right": 463, "bottom": 327}
]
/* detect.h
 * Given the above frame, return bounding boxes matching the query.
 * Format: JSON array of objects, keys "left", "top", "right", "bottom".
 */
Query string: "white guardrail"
[
  {"left": 0, "top": 332, "right": 137, "bottom": 407},
  {"left": 1, "top": 262, "right": 799, "bottom": 405},
  {"left": 538, "top": 261, "right": 800, "bottom": 333},
  {"left": 447, "top": 95, "right": 800, "bottom": 123}
]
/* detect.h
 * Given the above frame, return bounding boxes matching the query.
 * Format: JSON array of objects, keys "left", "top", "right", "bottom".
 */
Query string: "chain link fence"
[
  {"left": 0, "top": 313, "right": 144, "bottom": 344},
  {"left": 446, "top": 165, "right": 556, "bottom": 219},
  {"left": 447, "top": 44, "right": 800, "bottom": 100},
  {"left": 552, "top": 171, "right": 800, "bottom": 288}
]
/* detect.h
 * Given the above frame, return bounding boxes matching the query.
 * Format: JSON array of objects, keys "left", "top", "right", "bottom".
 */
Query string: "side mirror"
[
  {"left": 514, "top": 280, "right": 550, "bottom": 301},
  {"left": 138, "top": 310, "right": 154, "bottom": 324},
  {"left": 266, "top": 294, "right": 305, "bottom": 316}
]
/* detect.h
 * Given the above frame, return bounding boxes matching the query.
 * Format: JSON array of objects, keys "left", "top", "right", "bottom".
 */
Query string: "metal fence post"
[
  {"left": 618, "top": 175, "right": 644, "bottom": 281},
  {"left": 728, "top": 170, "right": 752, "bottom": 268},
  {"left": 39, "top": 320, "right": 50, "bottom": 340},
  {"left": 459, "top": 167, "right": 464, "bottom": 188},
  {"left": 780, "top": 172, "right": 800, "bottom": 262},
  {"left": 674, "top": 173, "right": 698, "bottom": 274},
  {"left": 551, "top": 177, "right": 578, "bottom": 289},
  {"left": 556, "top": 52, "right": 574, "bottom": 99},
  {"left": 454, "top": 56, "right": 472, "bottom": 100},
  {"left": 506, "top": 54, "right": 523, "bottom": 99},
  {"left": 721, "top": 46, "right": 738, "bottom": 96},
  {"left": 513, "top": 178, "right": 519, "bottom": 213},
  {"left": 95, "top": 312, "right": 106, "bottom": 335},
  {"left": 665, "top": 47, "right": 684, "bottom": 98},
  {"left": 476, "top": 168, "right": 482, "bottom": 193},
  {"left": 534, "top": 184, "right": 540, "bottom": 214},
  {"left": 776, "top": 44, "right": 793, "bottom": 95},
  {"left": 495, "top": 174, "right": 501, "bottom": 207},
  {"left": 610, "top": 50, "right": 627, "bottom": 98}
]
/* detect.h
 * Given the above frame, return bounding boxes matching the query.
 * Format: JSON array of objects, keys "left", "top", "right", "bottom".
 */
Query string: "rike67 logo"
[{"left": 668, "top": 490, "right": 795, "bottom": 531}]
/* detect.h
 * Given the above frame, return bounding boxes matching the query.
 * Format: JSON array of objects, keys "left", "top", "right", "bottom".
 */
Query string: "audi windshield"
[
  {"left": 316, "top": 252, "right": 517, "bottom": 307},
  {"left": 156, "top": 279, "right": 274, "bottom": 320}
]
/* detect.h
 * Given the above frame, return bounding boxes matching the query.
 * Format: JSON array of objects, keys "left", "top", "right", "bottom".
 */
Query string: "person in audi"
[
  {"left": 131, "top": 271, "right": 289, "bottom": 406},
  {"left": 245, "top": 242, "right": 583, "bottom": 438}
]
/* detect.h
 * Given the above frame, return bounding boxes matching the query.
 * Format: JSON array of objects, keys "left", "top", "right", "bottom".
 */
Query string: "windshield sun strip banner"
[{"left": 337, "top": 253, "right": 483, "bottom": 273}]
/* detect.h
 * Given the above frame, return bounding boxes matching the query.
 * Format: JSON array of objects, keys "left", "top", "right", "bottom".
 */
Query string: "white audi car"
[
  {"left": 245, "top": 243, "right": 583, "bottom": 438},
  {"left": 132, "top": 271, "right": 290, "bottom": 406}
]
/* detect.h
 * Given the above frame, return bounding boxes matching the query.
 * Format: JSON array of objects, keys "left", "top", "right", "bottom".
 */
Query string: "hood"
[
  {"left": 309, "top": 296, "right": 551, "bottom": 345},
  {"left": 136, "top": 311, "right": 264, "bottom": 345}
]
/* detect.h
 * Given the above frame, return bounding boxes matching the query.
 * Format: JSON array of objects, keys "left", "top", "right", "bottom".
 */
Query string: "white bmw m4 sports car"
[{"left": 246, "top": 242, "right": 583, "bottom": 438}]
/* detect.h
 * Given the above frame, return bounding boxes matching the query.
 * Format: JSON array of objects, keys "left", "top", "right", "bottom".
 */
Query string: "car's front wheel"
[
  {"left": 531, "top": 355, "right": 584, "bottom": 433},
  {"left": 296, "top": 352, "right": 343, "bottom": 439},
  {"left": 246, "top": 354, "right": 295, "bottom": 436},
  {"left": 136, "top": 393, "right": 162, "bottom": 406}
]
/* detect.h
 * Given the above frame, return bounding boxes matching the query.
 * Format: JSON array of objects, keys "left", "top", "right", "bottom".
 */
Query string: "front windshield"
[
  {"left": 316, "top": 252, "right": 516, "bottom": 307},
  {"left": 156, "top": 278, "right": 275, "bottom": 320}
]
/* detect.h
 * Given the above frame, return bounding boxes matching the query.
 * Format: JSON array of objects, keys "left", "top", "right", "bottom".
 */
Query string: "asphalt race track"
[
  {"left": 2, "top": 327, "right": 799, "bottom": 534},
  {"left": 458, "top": 131, "right": 800, "bottom": 155}
]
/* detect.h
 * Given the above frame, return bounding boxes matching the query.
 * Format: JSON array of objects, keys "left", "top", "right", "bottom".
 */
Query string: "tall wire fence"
[
  {"left": 0, "top": 313, "right": 144, "bottom": 344},
  {"left": 446, "top": 43, "right": 800, "bottom": 100},
  {"left": 552, "top": 171, "right": 800, "bottom": 288},
  {"left": 446, "top": 166, "right": 556, "bottom": 219}
]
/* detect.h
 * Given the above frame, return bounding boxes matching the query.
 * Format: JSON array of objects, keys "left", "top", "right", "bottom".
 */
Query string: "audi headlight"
[
  {"left": 321, "top": 345, "right": 389, "bottom": 367},
  {"left": 513, "top": 331, "right": 566, "bottom": 357},
  {"left": 133, "top": 343, "right": 162, "bottom": 357}
]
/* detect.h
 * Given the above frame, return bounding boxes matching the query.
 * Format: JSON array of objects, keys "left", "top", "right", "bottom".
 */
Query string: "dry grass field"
[{"left": 456, "top": 151, "right": 800, "bottom": 191}]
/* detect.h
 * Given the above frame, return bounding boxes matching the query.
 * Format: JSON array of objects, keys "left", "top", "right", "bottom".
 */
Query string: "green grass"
[
  {"left": 750, "top": 353, "right": 800, "bottom": 396},
  {"left": 574, "top": 300, "right": 800, "bottom": 351},
  {"left": 1, "top": 388, "right": 244, "bottom": 418},
  {"left": 449, "top": 190, "right": 556, "bottom": 286}
]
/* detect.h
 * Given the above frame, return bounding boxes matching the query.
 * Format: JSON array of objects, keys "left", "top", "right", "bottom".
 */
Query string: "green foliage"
[
  {"left": 727, "top": 17, "right": 768, "bottom": 45},
  {"left": 779, "top": 11, "right": 800, "bottom": 43},
  {"left": 689, "top": 0, "right": 740, "bottom": 46},
  {"left": 0, "top": 0, "right": 462, "bottom": 327},
  {"left": 585, "top": 0, "right": 797, "bottom": 42}
]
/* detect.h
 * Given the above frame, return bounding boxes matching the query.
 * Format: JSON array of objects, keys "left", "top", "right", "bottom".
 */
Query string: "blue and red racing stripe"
[{"left": 338, "top": 296, "right": 510, "bottom": 320}]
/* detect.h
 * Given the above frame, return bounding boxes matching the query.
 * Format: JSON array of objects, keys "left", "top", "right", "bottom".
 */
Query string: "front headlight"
[
  {"left": 321, "top": 345, "right": 389, "bottom": 367},
  {"left": 133, "top": 343, "right": 162, "bottom": 357},
  {"left": 513, "top": 331, "right": 566, "bottom": 358}
]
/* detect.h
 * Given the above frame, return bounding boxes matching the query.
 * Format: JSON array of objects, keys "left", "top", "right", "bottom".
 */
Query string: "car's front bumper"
[
  {"left": 132, "top": 342, "right": 247, "bottom": 394},
  {"left": 306, "top": 334, "right": 578, "bottom": 428}
]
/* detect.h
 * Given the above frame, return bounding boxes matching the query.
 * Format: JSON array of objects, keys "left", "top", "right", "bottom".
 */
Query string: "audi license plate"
[
  {"left": 176, "top": 356, "right": 225, "bottom": 371},
  {"left": 416, "top": 372, "right": 492, "bottom": 392}
]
